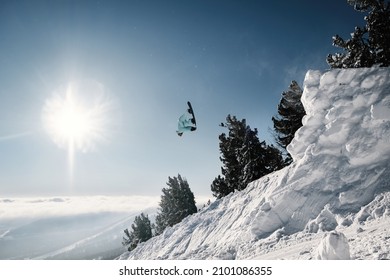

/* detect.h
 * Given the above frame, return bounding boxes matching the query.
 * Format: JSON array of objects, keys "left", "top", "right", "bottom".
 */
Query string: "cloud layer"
[{"left": 0, "top": 195, "right": 160, "bottom": 220}]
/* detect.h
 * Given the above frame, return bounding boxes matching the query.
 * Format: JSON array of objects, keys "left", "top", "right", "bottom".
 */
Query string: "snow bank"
[
  {"left": 119, "top": 67, "right": 390, "bottom": 260},
  {"left": 254, "top": 193, "right": 390, "bottom": 260},
  {"left": 315, "top": 231, "right": 350, "bottom": 260}
]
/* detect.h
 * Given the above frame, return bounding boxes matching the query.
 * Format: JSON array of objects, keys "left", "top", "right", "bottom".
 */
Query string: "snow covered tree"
[
  {"left": 122, "top": 213, "right": 153, "bottom": 251},
  {"left": 154, "top": 174, "right": 197, "bottom": 235},
  {"left": 211, "top": 115, "right": 284, "bottom": 198},
  {"left": 272, "top": 81, "right": 305, "bottom": 164},
  {"left": 327, "top": 0, "right": 390, "bottom": 68}
]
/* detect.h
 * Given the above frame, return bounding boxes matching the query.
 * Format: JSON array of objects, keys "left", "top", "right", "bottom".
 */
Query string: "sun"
[
  {"left": 42, "top": 80, "right": 117, "bottom": 182},
  {"left": 42, "top": 80, "right": 111, "bottom": 152},
  {"left": 48, "top": 90, "right": 94, "bottom": 147}
]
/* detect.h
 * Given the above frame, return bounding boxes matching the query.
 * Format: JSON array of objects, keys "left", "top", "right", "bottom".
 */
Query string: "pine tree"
[
  {"left": 154, "top": 174, "right": 197, "bottom": 235},
  {"left": 122, "top": 213, "right": 153, "bottom": 251},
  {"left": 327, "top": 0, "right": 390, "bottom": 68},
  {"left": 210, "top": 175, "right": 230, "bottom": 198},
  {"left": 211, "top": 115, "right": 284, "bottom": 198},
  {"left": 217, "top": 116, "right": 247, "bottom": 193},
  {"left": 272, "top": 81, "right": 306, "bottom": 164}
]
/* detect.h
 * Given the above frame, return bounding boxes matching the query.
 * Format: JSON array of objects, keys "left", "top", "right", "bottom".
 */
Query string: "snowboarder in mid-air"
[{"left": 176, "top": 101, "right": 197, "bottom": 137}]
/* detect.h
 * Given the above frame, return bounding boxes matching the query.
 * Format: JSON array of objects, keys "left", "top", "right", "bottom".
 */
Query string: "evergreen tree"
[
  {"left": 272, "top": 81, "right": 305, "bottom": 164},
  {"left": 327, "top": 0, "right": 390, "bottom": 68},
  {"left": 211, "top": 115, "right": 284, "bottom": 198},
  {"left": 210, "top": 175, "right": 230, "bottom": 198},
  {"left": 122, "top": 213, "right": 153, "bottom": 251},
  {"left": 155, "top": 174, "right": 197, "bottom": 235},
  {"left": 217, "top": 116, "right": 247, "bottom": 193}
]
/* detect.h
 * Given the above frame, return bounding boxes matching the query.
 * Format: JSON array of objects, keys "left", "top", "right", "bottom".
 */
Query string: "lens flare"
[{"left": 42, "top": 80, "right": 118, "bottom": 183}]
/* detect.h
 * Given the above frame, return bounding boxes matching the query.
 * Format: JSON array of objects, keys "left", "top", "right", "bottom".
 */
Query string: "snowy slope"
[{"left": 119, "top": 67, "right": 390, "bottom": 260}]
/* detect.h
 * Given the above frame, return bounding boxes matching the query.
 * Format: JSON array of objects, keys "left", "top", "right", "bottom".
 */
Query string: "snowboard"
[{"left": 187, "top": 101, "right": 197, "bottom": 131}]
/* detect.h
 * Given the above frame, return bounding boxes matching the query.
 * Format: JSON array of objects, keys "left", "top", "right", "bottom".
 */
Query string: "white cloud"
[{"left": 0, "top": 195, "right": 160, "bottom": 220}]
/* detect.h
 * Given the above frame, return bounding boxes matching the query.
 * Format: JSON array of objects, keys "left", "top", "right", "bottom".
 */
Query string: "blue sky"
[{"left": 0, "top": 0, "right": 364, "bottom": 197}]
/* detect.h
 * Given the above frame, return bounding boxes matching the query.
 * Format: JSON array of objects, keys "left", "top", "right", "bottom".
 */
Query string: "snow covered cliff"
[{"left": 119, "top": 67, "right": 390, "bottom": 260}]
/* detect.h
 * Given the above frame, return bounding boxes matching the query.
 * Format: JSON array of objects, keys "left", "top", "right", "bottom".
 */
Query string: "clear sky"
[{"left": 0, "top": 0, "right": 364, "bottom": 197}]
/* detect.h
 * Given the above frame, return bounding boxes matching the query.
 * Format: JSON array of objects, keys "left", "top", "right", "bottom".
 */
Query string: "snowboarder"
[{"left": 176, "top": 102, "right": 197, "bottom": 137}]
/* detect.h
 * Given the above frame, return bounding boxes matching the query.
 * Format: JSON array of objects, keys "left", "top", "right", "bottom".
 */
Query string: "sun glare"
[
  {"left": 50, "top": 91, "right": 93, "bottom": 145},
  {"left": 42, "top": 80, "right": 117, "bottom": 183}
]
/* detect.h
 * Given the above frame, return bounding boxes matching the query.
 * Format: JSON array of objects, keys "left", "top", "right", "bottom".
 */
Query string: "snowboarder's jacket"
[{"left": 176, "top": 102, "right": 196, "bottom": 136}]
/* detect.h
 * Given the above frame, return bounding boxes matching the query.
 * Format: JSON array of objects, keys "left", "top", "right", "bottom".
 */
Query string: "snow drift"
[
  {"left": 119, "top": 67, "right": 390, "bottom": 260},
  {"left": 315, "top": 231, "right": 350, "bottom": 260}
]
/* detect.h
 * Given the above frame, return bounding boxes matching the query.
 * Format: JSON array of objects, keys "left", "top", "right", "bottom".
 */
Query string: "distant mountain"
[{"left": 0, "top": 210, "right": 155, "bottom": 260}]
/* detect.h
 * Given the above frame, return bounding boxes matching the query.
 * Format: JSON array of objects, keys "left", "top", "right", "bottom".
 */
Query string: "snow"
[
  {"left": 119, "top": 67, "right": 390, "bottom": 260},
  {"left": 315, "top": 231, "right": 350, "bottom": 260}
]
